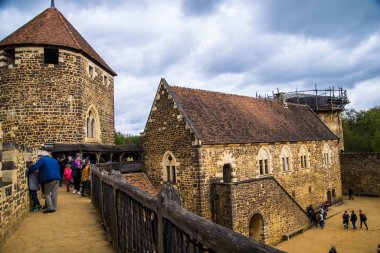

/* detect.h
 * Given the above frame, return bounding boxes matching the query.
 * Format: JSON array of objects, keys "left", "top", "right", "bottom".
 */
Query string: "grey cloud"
[
  {"left": 258, "top": 0, "right": 380, "bottom": 42},
  {"left": 181, "top": 0, "right": 224, "bottom": 16}
]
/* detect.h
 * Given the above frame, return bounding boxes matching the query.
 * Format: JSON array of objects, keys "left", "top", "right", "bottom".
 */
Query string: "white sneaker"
[
  {"left": 77, "top": 191, "right": 81, "bottom": 195},
  {"left": 73, "top": 190, "right": 77, "bottom": 194}
]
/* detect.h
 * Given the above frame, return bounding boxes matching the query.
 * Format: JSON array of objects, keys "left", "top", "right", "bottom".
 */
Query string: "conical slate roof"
[{"left": 0, "top": 7, "right": 116, "bottom": 76}]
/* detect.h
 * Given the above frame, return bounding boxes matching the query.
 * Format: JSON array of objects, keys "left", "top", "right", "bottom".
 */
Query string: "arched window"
[
  {"left": 299, "top": 145, "right": 309, "bottom": 169},
  {"left": 257, "top": 147, "right": 271, "bottom": 175},
  {"left": 280, "top": 146, "right": 292, "bottom": 172},
  {"left": 323, "top": 143, "right": 332, "bottom": 166},
  {"left": 85, "top": 105, "right": 100, "bottom": 142},
  {"left": 161, "top": 152, "right": 179, "bottom": 184}
]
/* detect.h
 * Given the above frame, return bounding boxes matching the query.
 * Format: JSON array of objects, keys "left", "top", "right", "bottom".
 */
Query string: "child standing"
[
  {"left": 27, "top": 161, "right": 41, "bottom": 211},
  {"left": 63, "top": 164, "right": 73, "bottom": 192},
  {"left": 81, "top": 159, "right": 91, "bottom": 196}
]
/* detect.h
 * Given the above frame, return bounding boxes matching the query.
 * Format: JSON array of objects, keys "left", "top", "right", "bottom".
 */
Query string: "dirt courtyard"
[{"left": 275, "top": 196, "right": 380, "bottom": 253}]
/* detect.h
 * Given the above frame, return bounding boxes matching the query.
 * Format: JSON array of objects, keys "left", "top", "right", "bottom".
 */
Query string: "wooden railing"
[{"left": 91, "top": 167, "right": 284, "bottom": 253}]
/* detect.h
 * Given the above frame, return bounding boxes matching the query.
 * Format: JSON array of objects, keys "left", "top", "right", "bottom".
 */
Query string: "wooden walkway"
[{"left": 0, "top": 187, "right": 113, "bottom": 253}]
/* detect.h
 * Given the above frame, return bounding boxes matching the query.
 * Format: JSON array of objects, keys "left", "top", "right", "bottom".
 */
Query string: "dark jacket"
[
  {"left": 342, "top": 213, "right": 349, "bottom": 222},
  {"left": 359, "top": 213, "right": 367, "bottom": 221},
  {"left": 29, "top": 156, "right": 61, "bottom": 184},
  {"left": 350, "top": 213, "right": 357, "bottom": 222}
]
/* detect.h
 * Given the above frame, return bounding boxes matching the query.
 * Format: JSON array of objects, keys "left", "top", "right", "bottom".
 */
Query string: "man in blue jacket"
[{"left": 29, "top": 151, "right": 61, "bottom": 213}]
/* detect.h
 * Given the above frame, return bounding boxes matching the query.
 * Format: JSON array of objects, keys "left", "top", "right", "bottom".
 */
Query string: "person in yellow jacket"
[{"left": 80, "top": 159, "right": 91, "bottom": 196}]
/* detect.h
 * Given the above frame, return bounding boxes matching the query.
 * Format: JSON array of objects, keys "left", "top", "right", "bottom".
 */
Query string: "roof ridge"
[
  {"left": 171, "top": 85, "right": 281, "bottom": 103},
  {"left": 55, "top": 8, "right": 81, "bottom": 49},
  {"left": 171, "top": 85, "right": 311, "bottom": 108}
]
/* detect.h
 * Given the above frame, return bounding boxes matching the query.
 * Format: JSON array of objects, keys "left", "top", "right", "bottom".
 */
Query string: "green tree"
[
  {"left": 115, "top": 131, "right": 141, "bottom": 145},
  {"left": 342, "top": 106, "right": 380, "bottom": 152}
]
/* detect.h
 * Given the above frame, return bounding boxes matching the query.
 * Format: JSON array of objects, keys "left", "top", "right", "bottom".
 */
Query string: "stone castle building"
[
  {"left": 142, "top": 79, "right": 343, "bottom": 244},
  {"left": 0, "top": 2, "right": 347, "bottom": 246},
  {"left": 0, "top": 5, "right": 117, "bottom": 148}
]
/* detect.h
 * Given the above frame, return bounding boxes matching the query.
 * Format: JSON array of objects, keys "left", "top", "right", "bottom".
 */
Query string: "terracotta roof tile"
[
  {"left": 168, "top": 85, "right": 338, "bottom": 144},
  {"left": 124, "top": 173, "right": 157, "bottom": 196},
  {"left": 0, "top": 7, "right": 116, "bottom": 76}
]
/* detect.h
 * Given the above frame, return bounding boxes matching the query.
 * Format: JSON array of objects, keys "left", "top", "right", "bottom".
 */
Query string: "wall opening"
[
  {"left": 223, "top": 164, "right": 232, "bottom": 183},
  {"left": 326, "top": 190, "right": 332, "bottom": 205},
  {"left": 249, "top": 213, "right": 264, "bottom": 243},
  {"left": 44, "top": 48, "right": 59, "bottom": 64},
  {"left": 4, "top": 48, "right": 15, "bottom": 66}
]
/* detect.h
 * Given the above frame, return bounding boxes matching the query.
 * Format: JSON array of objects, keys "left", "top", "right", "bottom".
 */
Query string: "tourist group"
[{"left": 27, "top": 152, "right": 91, "bottom": 213}]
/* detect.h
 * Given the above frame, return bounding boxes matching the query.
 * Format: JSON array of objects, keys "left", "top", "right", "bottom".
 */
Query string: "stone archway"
[{"left": 249, "top": 213, "right": 264, "bottom": 242}]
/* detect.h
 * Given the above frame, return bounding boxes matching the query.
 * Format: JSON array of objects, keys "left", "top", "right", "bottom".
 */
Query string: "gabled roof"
[
  {"left": 0, "top": 7, "right": 116, "bottom": 76},
  {"left": 165, "top": 81, "right": 338, "bottom": 145}
]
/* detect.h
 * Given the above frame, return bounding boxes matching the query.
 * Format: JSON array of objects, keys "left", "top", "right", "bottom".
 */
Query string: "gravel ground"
[{"left": 275, "top": 195, "right": 380, "bottom": 253}]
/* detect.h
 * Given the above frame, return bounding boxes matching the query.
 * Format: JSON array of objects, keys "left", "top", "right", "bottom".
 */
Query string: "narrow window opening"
[
  {"left": 89, "top": 65, "right": 94, "bottom": 78},
  {"left": 4, "top": 49, "right": 15, "bottom": 65},
  {"left": 264, "top": 159, "right": 268, "bottom": 174},
  {"left": 103, "top": 75, "right": 108, "bottom": 85},
  {"left": 44, "top": 48, "right": 59, "bottom": 64},
  {"left": 91, "top": 119, "right": 95, "bottom": 138},
  {"left": 332, "top": 188, "right": 336, "bottom": 198},
  {"left": 223, "top": 164, "right": 232, "bottom": 183}
]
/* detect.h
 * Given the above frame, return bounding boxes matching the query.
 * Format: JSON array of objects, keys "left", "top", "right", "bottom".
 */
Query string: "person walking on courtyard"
[
  {"left": 80, "top": 159, "right": 91, "bottom": 196},
  {"left": 348, "top": 187, "right": 354, "bottom": 200},
  {"left": 72, "top": 153, "right": 83, "bottom": 194},
  {"left": 359, "top": 210, "right": 368, "bottom": 230},
  {"left": 350, "top": 210, "right": 357, "bottom": 229},
  {"left": 342, "top": 211, "right": 350, "bottom": 229},
  {"left": 63, "top": 164, "right": 73, "bottom": 192},
  {"left": 319, "top": 211, "right": 325, "bottom": 229},
  {"left": 27, "top": 161, "right": 41, "bottom": 211},
  {"left": 328, "top": 245, "right": 337, "bottom": 253},
  {"left": 315, "top": 211, "right": 320, "bottom": 228},
  {"left": 29, "top": 151, "right": 61, "bottom": 213}
]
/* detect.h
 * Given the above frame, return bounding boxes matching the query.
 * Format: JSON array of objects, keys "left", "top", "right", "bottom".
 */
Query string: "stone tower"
[
  {"left": 0, "top": 5, "right": 117, "bottom": 148},
  {"left": 283, "top": 87, "right": 349, "bottom": 151}
]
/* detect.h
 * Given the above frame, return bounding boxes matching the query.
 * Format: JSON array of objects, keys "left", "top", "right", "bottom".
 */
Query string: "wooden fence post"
[{"left": 156, "top": 184, "right": 181, "bottom": 253}]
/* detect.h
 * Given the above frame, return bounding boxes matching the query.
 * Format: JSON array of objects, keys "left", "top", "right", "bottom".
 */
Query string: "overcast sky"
[{"left": 1, "top": 0, "right": 380, "bottom": 134}]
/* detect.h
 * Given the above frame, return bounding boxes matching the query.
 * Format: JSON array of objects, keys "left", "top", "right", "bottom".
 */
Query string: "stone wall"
[
  {"left": 213, "top": 177, "right": 310, "bottom": 245},
  {"left": 0, "top": 124, "right": 40, "bottom": 241},
  {"left": 142, "top": 81, "right": 204, "bottom": 216},
  {"left": 0, "top": 47, "right": 115, "bottom": 148},
  {"left": 200, "top": 140, "right": 342, "bottom": 220},
  {"left": 340, "top": 153, "right": 380, "bottom": 197}
]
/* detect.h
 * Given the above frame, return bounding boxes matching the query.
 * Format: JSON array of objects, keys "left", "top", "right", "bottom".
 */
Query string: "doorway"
[
  {"left": 249, "top": 213, "right": 264, "bottom": 242},
  {"left": 326, "top": 190, "right": 332, "bottom": 205}
]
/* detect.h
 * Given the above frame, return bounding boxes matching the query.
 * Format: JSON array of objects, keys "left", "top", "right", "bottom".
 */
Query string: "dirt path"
[
  {"left": 275, "top": 196, "right": 380, "bottom": 253},
  {"left": 0, "top": 187, "right": 113, "bottom": 253}
]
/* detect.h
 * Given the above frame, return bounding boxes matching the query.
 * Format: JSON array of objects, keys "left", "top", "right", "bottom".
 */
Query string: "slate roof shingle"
[
  {"left": 167, "top": 84, "right": 338, "bottom": 145},
  {"left": 0, "top": 7, "right": 116, "bottom": 76}
]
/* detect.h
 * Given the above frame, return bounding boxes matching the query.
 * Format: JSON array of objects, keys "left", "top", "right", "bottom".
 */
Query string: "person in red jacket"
[{"left": 63, "top": 164, "right": 73, "bottom": 192}]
